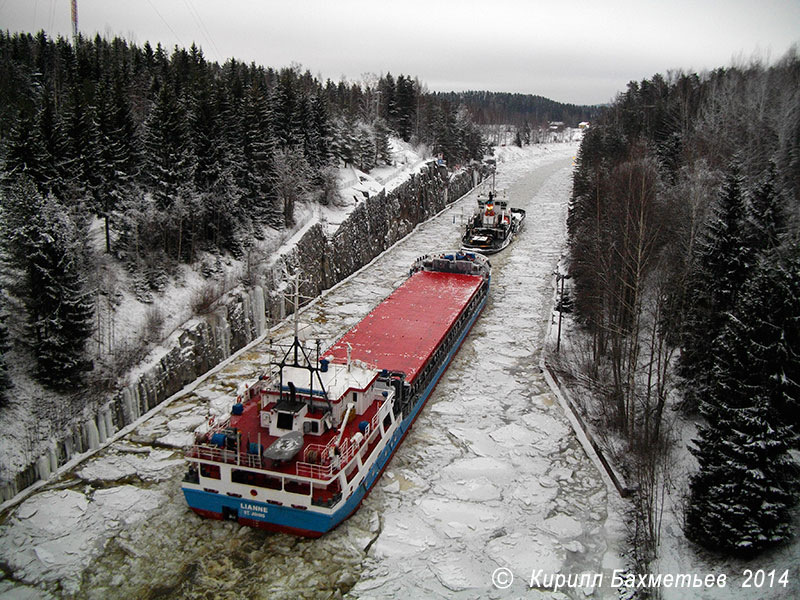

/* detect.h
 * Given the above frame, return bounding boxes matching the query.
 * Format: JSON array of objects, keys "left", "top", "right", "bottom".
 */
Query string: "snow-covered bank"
[
  {"left": 0, "top": 142, "right": 627, "bottom": 599},
  {"left": 0, "top": 141, "right": 484, "bottom": 511},
  {"left": 544, "top": 235, "right": 800, "bottom": 600}
]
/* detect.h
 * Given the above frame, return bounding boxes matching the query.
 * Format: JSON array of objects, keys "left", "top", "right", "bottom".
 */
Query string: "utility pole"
[{"left": 71, "top": 0, "right": 78, "bottom": 45}]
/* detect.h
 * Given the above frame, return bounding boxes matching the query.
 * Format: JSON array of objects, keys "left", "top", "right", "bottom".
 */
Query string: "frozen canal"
[{"left": 0, "top": 143, "right": 625, "bottom": 599}]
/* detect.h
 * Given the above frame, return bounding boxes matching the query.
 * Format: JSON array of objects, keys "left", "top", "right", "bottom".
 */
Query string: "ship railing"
[
  {"left": 294, "top": 403, "right": 387, "bottom": 480},
  {"left": 411, "top": 252, "right": 490, "bottom": 278},
  {"left": 296, "top": 461, "right": 334, "bottom": 479},
  {"left": 186, "top": 443, "right": 263, "bottom": 469}
]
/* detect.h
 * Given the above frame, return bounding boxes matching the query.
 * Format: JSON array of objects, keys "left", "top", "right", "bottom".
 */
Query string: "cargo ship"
[{"left": 181, "top": 251, "right": 490, "bottom": 537}]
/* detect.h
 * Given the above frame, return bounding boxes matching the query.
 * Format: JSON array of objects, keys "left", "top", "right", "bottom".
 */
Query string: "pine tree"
[{"left": 686, "top": 254, "right": 799, "bottom": 555}]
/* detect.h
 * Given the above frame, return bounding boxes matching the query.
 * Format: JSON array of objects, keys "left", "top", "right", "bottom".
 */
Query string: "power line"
[
  {"left": 144, "top": 0, "right": 185, "bottom": 49},
  {"left": 47, "top": 0, "right": 56, "bottom": 34},
  {"left": 182, "top": 0, "right": 223, "bottom": 62}
]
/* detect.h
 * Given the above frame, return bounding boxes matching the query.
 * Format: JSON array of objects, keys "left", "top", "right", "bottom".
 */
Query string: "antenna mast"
[{"left": 71, "top": 0, "right": 78, "bottom": 44}]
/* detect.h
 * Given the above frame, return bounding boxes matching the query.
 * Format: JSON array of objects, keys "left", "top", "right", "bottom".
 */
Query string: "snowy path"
[{"left": 0, "top": 143, "right": 626, "bottom": 599}]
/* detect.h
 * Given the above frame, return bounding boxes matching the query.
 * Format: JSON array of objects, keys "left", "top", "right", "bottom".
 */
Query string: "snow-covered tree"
[
  {"left": 27, "top": 199, "right": 95, "bottom": 386},
  {"left": 746, "top": 161, "right": 785, "bottom": 254},
  {"left": 93, "top": 77, "right": 136, "bottom": 253},
  {"left": 239, "top": 83, "right": 281, "bottom": 228},
  {"left": 679, "top": 160, "right": 754, "bottom": 408},
  {"left": 355, "top": 123, "right": 376, "bottom": 172},
  {"left": 686, "top": 254, "right": 799, "bottom": 555},
  {"left": 331, "top": 116, "right": 357, "bottom": 169},
  {"left": 141, "top": 82, "right": 195, "bottom": 211},
  {"left": 394, "top": 75, "right": 416, "bottom": 141},
  {"left": 3, "top": 112, "right": 49, "bottom": 193},
  {"left": 1, "top": 181, "right": 94, "bottom": 387},
  {"left": 36, "top": 89, "right": 78, "bottom": 201},
  {"left": 63, "top": 82, "right": 103, "bottom": 204},
  {"left": 0, "top": 309, "right": 11, "bottom": 406},
  {"left": 305, "top": 94, "right": 332, "bottom": 175},
  {"left": 373, "top": 118, "right": 392, "bottom": 166},
  {"left": 273, "top": 147, "right": 313, "bottom": 227}
]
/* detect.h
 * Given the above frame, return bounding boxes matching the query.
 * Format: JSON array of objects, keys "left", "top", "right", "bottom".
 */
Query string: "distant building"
[{"left": 578, "top": 121, "right": 590, "bottom": 130}]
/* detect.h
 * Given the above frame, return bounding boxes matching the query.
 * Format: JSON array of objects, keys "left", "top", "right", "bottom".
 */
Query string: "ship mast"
[
  {"left": 274, "top": 273, "right": 332, "bottom": 414},
  {"left": 293, "top": 274, "right": 300, "bottom": 365}
]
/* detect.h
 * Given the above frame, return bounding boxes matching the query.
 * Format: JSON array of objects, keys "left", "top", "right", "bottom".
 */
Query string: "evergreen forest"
[
  {"left": 0, "top": 31, "right": 494, "bottom": 398},
  {"left": 565, "top": 49, "right": 800, "bottom": 571},
  {"left": 0, "top": 30, "right": 590, "bottom": 403}
]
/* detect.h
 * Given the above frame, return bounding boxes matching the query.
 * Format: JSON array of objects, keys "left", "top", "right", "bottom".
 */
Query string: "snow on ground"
[
  {"left": 0, "top": 142, "right": 632, "bottom": 599},
  {"left": 0, "top": 137, "right": 428, "bottom": 499},
  {"left": 655, "top": 416, "right": 800, "bottom": 600}
]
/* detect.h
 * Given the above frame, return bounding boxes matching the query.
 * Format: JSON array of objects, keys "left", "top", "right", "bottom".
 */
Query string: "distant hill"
[{"left": 434, "top": 90, "right": 602, "bottom": 128}]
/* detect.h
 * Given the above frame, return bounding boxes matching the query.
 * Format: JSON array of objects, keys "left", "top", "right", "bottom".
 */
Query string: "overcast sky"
[{"left": 2, "top": 0, "right": 798, "bottom": 105}]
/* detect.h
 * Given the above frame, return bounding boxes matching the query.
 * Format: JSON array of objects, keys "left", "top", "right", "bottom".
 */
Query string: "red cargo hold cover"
[{"left": 324, "top": 270, "right": 483, "bottom": 384}]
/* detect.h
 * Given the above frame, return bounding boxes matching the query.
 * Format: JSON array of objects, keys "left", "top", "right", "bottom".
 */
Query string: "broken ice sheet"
[{"left": 77, "top": 448, "right": 183, "bottom": 482}]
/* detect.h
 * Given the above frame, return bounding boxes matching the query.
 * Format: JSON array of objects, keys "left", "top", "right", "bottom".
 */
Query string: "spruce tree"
[
  {"left": 36, "top": 88, "right": 76, "bottom": 201},
  {"left": 63, "top": 81, "right": 103, "bottom": 204},
  {"left": 141, "top": 82, "right": 194, "bottom": 210},
  {"left": 3, "top": 112, "right": 49, "bottom": 193},
  {"left": 0, "top": 309, "right": 11, "bottom": 406},
  {"left": 356, "top": 124, "right": 375, "bottom": 172},
  {"left": 332, "top": 116, "right": 357, "bottom": 169},
  {"left": 686, "top": 255, "right": 799, "bottom": 555},
  {"left": 26, "top": 198, "right": 95, "bottom": 387},
  {"left": 270, "top": 71, "right": 300, "bottom": 149},
  {"left": 747, "top": 161, "right": 785, "bottom": 253},
  {"left": 679, "top": 160, "right": 753, "bottom": 409},
  {"left": 379, "top": 73, "right": 397, "bottom": 125},
  {"left": 93, "top": 77, "right": 133, "bottom": 252},
  {"left": 373, "top": 118, "right": 392, "bottom": 166},
  {"left": 1, "top": 183, "right": 94, "bottom": 388},
  {"left": 395, "top": 75, "right": 416, "bottom": 141},
  {"left": 240, "top": 84, "right": 280, "bottom": 228}
]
